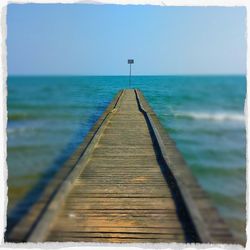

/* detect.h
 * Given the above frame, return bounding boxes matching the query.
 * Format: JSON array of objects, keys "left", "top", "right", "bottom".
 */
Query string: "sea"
[{"left": 7, "top": 75, "right": 246, "bottom": 243}]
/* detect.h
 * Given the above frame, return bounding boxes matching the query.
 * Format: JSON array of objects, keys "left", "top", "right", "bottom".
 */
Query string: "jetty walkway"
[{"left": 7, "top": 89, "right": 235, "bottom": 243}]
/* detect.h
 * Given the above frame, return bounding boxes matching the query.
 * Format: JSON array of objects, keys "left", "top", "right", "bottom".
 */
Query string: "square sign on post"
[{"left": 128, "top": 59, "right": 134, "bottom": 88}]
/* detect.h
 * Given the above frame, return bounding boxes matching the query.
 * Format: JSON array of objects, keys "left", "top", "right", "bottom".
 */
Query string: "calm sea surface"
[{"left": 7, "top": 75, "right": 246, "bottom": 242}]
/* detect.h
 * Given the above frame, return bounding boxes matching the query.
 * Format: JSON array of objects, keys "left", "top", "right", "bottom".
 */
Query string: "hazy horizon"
[{"left": 8, "top": 73, "right": 246, "bottom": 77}]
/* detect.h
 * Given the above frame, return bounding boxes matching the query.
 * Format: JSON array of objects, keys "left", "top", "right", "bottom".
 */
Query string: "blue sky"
[{"left": 7, "top": 4, "right": 246, "bottom": 75}]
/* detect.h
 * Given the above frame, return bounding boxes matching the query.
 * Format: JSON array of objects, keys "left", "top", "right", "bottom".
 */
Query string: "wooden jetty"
[{"left": 7, "top": 89, "right": 235, "bottom": 243}]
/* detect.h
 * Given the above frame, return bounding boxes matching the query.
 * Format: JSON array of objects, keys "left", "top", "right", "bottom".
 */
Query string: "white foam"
[
  {"left": 7, "top": 127, "right": 29, "bottom": 134},
  {"left": 174, "top": 111, "right": 245, "bottom": 122}
]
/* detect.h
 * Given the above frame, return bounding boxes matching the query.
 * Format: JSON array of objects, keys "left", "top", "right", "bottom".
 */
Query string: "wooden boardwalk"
[{"left": 7, "top": 89, "right": 235, "bottom": 243}]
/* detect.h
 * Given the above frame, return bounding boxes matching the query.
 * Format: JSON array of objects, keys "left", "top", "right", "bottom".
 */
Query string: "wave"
[
  {"left": 8, "top": 112, "right": 80, "bottom": 121},
  {"left": 191, "top": 164, "right": 245, "bottom": 177},
  {"left": 7, "top": 127, "right": 29, "bottom": 134},
  {"left": 174, "top": 111, "right": 245, "bottom": 122},
  {"left": 8, "top": 113, "right": 32, "bottom": 121}
]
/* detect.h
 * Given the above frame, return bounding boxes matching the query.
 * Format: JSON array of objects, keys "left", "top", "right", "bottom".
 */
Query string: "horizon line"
[{"left": 7, "top": 73, "right": 246, "bottom": 77}]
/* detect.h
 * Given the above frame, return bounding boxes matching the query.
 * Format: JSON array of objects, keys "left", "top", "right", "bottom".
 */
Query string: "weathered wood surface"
[{"left": 7, "top": 89, "right": 235, "bottom": 243}]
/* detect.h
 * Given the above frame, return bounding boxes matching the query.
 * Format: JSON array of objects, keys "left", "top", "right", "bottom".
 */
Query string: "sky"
[{"left": 7, "top": 4, "right": 246, "bottom": 75}]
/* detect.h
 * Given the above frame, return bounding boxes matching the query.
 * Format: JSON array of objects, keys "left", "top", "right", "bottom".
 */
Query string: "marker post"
[{"left": 128, "top": 59, "right": 134, "bottom": 88}]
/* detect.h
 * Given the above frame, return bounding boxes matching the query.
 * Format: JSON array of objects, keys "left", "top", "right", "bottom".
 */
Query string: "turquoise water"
[{"left": 7, "top": 75, "right": 246, "bottom": 242}]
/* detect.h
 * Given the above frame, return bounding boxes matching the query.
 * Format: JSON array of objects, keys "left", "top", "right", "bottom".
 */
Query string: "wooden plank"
[{"left": 47, "top": 236, "right": 186, "bottom": 243}]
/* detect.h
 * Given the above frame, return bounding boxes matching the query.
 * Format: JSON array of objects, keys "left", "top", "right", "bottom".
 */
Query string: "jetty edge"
[
  {"left": 136, "top": 90, "right": 235, "bottom": 243},
  {"left": 6, "top": 90, "right": 123, "bottom": 242},
  {"left": 6, "top": 89, "right": 235, "bottom": 243}
]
